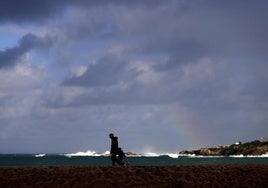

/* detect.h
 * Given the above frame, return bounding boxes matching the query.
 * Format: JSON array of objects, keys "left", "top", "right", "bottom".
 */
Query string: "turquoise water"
[{"left": 0, "top": 155, "right": 267, "bottom": 167}]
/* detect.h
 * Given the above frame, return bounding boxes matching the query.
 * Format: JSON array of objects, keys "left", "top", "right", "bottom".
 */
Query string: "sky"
[{"left": 0, "top": 0, "right": 268, "bottom": 154}]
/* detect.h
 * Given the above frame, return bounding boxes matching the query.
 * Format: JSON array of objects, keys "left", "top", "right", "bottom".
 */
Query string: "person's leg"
[
  {"left": 111, "top": 153, "right": 116, "bottom": 166},
  {"left": 112, "top": 153, "right": 121, "bottom": 165}
]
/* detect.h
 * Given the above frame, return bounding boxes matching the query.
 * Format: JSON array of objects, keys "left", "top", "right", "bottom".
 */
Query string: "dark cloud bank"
[
  {"left": 0, "top": 33, "right": 52, "bottom": 68},
  {"left": 0, "top": 0, "right": 268, "bottom": 153}
]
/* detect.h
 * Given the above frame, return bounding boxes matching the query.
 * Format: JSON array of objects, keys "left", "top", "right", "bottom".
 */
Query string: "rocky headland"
[{"left": 179, "top": 140, "right": 268, "bottom": 156}]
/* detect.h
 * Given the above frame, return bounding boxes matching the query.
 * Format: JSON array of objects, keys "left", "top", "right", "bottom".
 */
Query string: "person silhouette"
[{"left": 109, "top": 133, "right": 120, "bottom": 166}]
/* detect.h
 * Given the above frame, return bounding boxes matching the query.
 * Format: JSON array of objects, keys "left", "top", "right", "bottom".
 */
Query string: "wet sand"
[{"left": 0, "top": 165, "right": 267, "bottom": 187}]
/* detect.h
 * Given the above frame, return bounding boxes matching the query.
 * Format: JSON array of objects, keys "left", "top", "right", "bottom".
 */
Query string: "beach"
[{"left": 0, "top": 165, "right": 267, "bottom": 187}]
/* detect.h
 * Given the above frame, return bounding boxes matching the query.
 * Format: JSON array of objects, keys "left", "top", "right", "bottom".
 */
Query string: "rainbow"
[{"left": 168, "top": 105, "right": 208, "bottom": 150}]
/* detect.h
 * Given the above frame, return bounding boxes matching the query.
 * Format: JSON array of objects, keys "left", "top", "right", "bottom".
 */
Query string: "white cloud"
[
  {"left": 0, "top": 59, "right": 48, "bottom": 118},
  {"left": 133, "top": 60, "right": 164, "bottom": 85},
  {"left": 0, "top": 55, "right": 47, "bottom": 91},
  {"left": 69, "top": 65, "right": 88, "bottom": 77}
]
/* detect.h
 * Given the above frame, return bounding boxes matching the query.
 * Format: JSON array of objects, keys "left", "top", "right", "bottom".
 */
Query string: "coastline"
[{"left": 0, "top": 165, "right": 267, "bottom": 187}]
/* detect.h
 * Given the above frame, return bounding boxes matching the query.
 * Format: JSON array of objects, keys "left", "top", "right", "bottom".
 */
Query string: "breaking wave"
[
  {"left": 35, "top": 154, "right": 46, "bottom": 157},
  {"left": 178, "top": 153, "right": 268, "bottom": 158},
  {"left": 138, "top": 152, "right": 160, "bottom": 157},
  {"left": 230, "top": 152, "right": 268, "bottom": 158},
  {"left": 63, "top": 150, "right": 179, "bottom": 158},
  {"left": 63, "top": 150, "right": 268, "bottom": 158},
  {"left": 64, "top": 150, "right": 110, "bottom": 157}
]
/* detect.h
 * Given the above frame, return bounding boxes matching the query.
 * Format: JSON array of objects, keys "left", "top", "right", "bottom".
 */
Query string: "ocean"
[{"left": 0, "top": 152, "right": 267, "bottom": 167}]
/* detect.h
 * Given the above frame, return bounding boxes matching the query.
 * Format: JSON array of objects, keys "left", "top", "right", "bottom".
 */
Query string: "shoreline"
[{"left": 0, "top": 165, "right": 267, "bottom": 187}]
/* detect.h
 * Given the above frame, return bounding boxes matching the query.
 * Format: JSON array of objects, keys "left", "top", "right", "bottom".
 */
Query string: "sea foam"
[
  {"left": 64, "top": 150, "right": 179, "bottom": 158},
  {"left": 35, "top": 154, "right": 46, "bottom": 157},
  {"left": 63, "top": 151, "right": 268, "bottom": 158},
  {"left": 64, "top": 150, "right": 110, "bottom": 157},
  {"left": 140, "top": 152, "right": 160, "bottom": 157},
  {"left": 163, "top": 153, "right": 179, "bottom": 158},
  {"left": 230, "top": 152, "right": 268, "bottom": 158}
]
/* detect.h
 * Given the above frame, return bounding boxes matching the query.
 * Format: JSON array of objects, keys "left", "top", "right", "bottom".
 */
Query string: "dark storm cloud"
[
  {"left": 59, "top": 85, "right": 174, "bottom": 106},
  {"left": 1, "top": 0, "right": 268, "bottom": 153},
  {"left": 0, "top": 0, "right": 66, "bottom": 23},
  {"left": 153, "top": 40, "right": 207, "bottom": 71},
  {"left": 0, "top": 33, "right": 52, "bottom": 68},
  {"left": 58, "top": 0, "right": 268, "bottom": 108},
  {"left": 62, "top": 55, "right": 140, "bottom": 87},
  {"left": 122, "top": 0, "right": 268, "bottom": 71},
  {"left": 0, "top": 0, "right": 164, "bottom": 23},
  {"left": 61, "top": 68, "right": 178, "bottom": 106}
]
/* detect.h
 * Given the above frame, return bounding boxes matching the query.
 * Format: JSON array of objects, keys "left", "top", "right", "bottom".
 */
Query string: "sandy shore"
[{"left": 0, "top": 165, "right": 267, "bottom": 187}]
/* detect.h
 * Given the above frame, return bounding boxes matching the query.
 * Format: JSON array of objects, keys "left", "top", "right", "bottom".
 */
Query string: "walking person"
[{"left": 109, "top": 133, "right": 120, "bottom": 166}]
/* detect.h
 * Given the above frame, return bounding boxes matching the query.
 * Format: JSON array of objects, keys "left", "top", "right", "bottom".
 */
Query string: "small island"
[{"left": 179, "top": 138, "right": 268, "bottom": 156}]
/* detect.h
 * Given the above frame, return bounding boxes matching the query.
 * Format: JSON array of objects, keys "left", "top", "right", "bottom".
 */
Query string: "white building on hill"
[{"left": 260, "top": 137, "right": 268, "bottom": 142}]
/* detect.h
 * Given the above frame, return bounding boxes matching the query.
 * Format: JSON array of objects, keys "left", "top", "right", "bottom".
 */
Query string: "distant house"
[
  {"left": 260, "top": 137, "right": 268, "bottom": 142},
  {"left": 235, "top": 141, "right": 242, "bottom": 145}
]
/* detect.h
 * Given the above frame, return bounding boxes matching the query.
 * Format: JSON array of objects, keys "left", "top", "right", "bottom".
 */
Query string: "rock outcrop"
[{"left": 179, "top": 140, "right": 268, "bottom": 156}]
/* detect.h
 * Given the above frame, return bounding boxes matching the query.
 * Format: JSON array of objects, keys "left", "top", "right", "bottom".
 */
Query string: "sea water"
[{"left": 0, "top": 152, "right": 267, "bottom": 167}]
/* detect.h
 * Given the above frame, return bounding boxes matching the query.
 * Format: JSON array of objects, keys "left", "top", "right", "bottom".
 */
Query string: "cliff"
[{"left": 179, "top": 140, "right": 268, "bottom": 156}]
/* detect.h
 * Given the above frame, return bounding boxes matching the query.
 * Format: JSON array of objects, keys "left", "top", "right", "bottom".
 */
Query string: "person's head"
[{"left": 109, "top": 133, "right": 114, "bottom": 139}]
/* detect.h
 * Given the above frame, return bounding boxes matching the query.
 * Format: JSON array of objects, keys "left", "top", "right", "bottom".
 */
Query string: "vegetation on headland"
[{"left": 179, "top": 140, "right": 268, "bottom": 156}]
